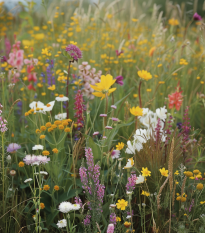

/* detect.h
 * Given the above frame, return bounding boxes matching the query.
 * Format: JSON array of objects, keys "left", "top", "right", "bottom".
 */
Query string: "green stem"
[{"left": 2, "top": 133, "right": 5, "bottom": 214}]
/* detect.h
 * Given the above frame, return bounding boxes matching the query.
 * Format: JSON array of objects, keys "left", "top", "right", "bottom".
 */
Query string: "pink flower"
[
  {"left": 168, "top": 83, "right": 183, "bottom": 111},
  {"left": 107, "top": 224, "right": 114, "bottom": 233},
  {"left": 105, "top": 126, "right": 112, "bottom": 129},
  {"left": 115, "top": 76, "right": 124, "bottom": 86}
]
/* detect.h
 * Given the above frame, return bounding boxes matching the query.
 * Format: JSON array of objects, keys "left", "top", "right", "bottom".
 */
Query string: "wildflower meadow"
[{"left": 1, "top": 0, "right": 205, "bottom": 232}]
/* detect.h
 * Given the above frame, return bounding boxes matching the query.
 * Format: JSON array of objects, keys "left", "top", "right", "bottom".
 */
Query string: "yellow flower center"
[{"left": 59, "top": 94, "right": 64, "bottom": 97}]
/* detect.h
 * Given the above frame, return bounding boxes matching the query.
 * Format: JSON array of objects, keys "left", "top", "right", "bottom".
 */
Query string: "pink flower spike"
[
  {"left": 105, "top": 126, "right": 112, "bottom": 129},
  {"left": 111, "top": 117, "right": 119, "bottom": 122},
  {"left": 93, "top": 131, "right": 99, "bottom": 136},
  {"left": 111, "top": 105, "right": 117, "bottom": 109},
  {"left": 100, "top": 114, "right": 107, "bottom": 117}
]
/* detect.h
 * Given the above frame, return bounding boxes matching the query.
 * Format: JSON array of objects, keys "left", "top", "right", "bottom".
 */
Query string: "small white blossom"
[
  {"left": 24, "top": 178, "right": 33, "bottom": 183},
  {"left": 57, "top": 219, "right": 67, "bottom": 228}
]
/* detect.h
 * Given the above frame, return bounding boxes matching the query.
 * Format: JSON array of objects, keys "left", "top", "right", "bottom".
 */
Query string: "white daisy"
[
  {"left": 55, "top": 113, "right": 67, "bottom": 120},
  {"left": 72, "top": 204, "right": 81, "bottom": 210},
  {"left": 56, "top": 219, "right": 67, "bottom": 228},
  {"left": 32, "top": 145, "right": 44, "bottom": 150},
  {"left": 55, "top": 95, "right": 69, "bottom": 102},
  {"left": 29, "top": 101, "right": 45, "bottom": 112},
  {"left": 58, "top": 201, "right": 73, "bottom": 213},
  {"left": 24, "top": 178, "right": 33, "bottom": 183},
  {"left": 43, "top": 101, "right": 55, "bottom": 112},
  {"left": 136, "top": 174, "right": 145, "bottom": 184},
  {"left": 123, "top": 157, "right": 134, "bottom": 169},
  {"left": 156, "top": 106, "right": 167, "bottom": 120}
]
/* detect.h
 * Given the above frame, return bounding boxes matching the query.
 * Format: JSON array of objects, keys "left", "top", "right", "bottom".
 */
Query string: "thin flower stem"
[
  {"left": 138, "top": 80, "right": 142, "bottom": 108},
  {"left": 66, "top": 61, "right": 71, "bottom": 119},
  {"left": 2, "top": 133, "right": 5, "bottom": 215}
]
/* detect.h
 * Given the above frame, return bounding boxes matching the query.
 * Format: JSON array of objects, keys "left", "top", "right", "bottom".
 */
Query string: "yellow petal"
[
  {"left": 108, "top": 87, "right": 116, "bottom": 94},
  {"left": 90, "top": 84, "right": 103, "bottom": 92},
  {"left": 92, "top": 92, "right": 105, "bottom": 100}
]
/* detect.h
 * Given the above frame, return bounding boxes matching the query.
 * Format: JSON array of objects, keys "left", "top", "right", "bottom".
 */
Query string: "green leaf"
[
  {"left": 57, "top": 188, "right": 82, "bottom": 204},
  {"left": 87, "top": 137, "right": 101, "bottom": 161},
  {"left": 46, "top": 210, "right": 59, "bottom": 227}
]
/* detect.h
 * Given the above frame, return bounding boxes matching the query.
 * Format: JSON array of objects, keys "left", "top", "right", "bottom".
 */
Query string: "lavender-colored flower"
[
  {"left": 109, "top": 213, "right": 117, "bottom": 225},
  {"left": 126, "top": 174, "right": 137, "bottom": 192},
  {"left": 93, "top": 131, "right": 99, "bottom": 136},
  {"left": 193, "top": 13, "right": 202, "bottom": 21},
  {"left": 111, "top": 105, "right": 117, "bottom": 109},
  {"left": 115, "top": 76, "right": 124, "bottom": 86},
  {"left": 111, "top": 117, "right": 119, "bottom": 122},
  {"left": 100, "top": 114, "right": 107, "bottom": 117},
  {"left": 65, "top": 44, "right": 82, "bottom": 61},
  {"left": 83, "top": 215, "right": 91, "bottom": 226},
  {"left": 107, "top": 224, "right": 115, "bottom": 233},
  {"left": 7, "top": 143, "right": 21, "bottom": 153}
]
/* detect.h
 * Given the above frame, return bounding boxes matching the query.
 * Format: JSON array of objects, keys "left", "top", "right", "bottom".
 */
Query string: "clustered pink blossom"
[
  {"left": 0, "top": 104, "right": 8, "bottom": 133},
  {"left": 75, "top": 196, "right": 82, "bottom": 207},
  {"left": 23, "top": 155, "right": 50, "bottom": 165},
  {"left": 7, "top": 41, "right": 24, "bottom": 83},
  {"left": 109, "top": 213, "right": 117, "bottom": 225},
  {"left": 24, "top": 58, "right": 38, "bottom": 91},
  {"left": 107, "top": 223, "right": 115, "bottom": 233},
  {"left": 78, "top": 62, "right": 102, "bottom": 99},
  {"left": 83, "top": 215, "right": 91, "bottom": 226},
  {"left": 65, "top": 44, "right": 82, "bottom": 61},
  {"left": 126, "top": 174, "right": 137, "bottom": 192},
  {"left": 74, "top": 90, "right": 86, "bottom": 129}
]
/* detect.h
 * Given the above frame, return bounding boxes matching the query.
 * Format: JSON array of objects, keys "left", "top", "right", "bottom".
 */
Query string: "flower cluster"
[
  {"left": 126, "top": 174, "right": 137, "bottom": 192},
  {"left": 74, "top": 90, "right": 86, "bottom": 129},
  {"left": 23, "top": 155, "right": 50, "bottom": 165},
  {"left": 0, "top": 104, "right": 7, "bottom": 133},
  {"left": 65, "top": 44, "right": 82, "bottom": 61},
  {"left": 78, "top": 62, "right": 102, "bottom": 99}
]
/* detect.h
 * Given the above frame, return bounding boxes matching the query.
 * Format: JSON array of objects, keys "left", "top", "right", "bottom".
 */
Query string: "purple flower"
[
  {"left": 65, "top": 44, "right": 82, "bottom": 61},
  {"left": 7, "top": 143, "right": 21, "bottom": 153},
  {"left": 193, "top": 13, "right": 202, "bottom": 21},
  {"left": 100, "top": 114, "right": 107, "bottom": 117},
  {"left": 111, "top": 117, "right": 119, "bottom": 122},
  {"left": 126, "top": 174, "right": 137, "bottom": 192},
  {"left": 107, "top": 224, "right": 115, "bottom": 233},
  {"left": 109, "top": 213, "right": 117, "bottom": 225},
  {"left": 83, "top": 215, "right": 91, "bottom": 226},
  {"left": 23, "top": 155, "right": 50, "bottom": 165},
  {"left": 115, "top": 50, "right": 123, "bottom": 56},
  {"left": 75, "top": 196, "right": 83, "bottom": 207},
  {"left": 115, "top": 76, "right": 124, "bottom": 86},
  {"left": 93, "top": 131, "right": 99, "bottom": 136},
  {"left": 111, "top": 105, "right": 117, "bottom": 109}
]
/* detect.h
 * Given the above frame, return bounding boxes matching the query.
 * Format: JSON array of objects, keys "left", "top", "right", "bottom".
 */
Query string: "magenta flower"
[
  {"left": 193, "top": 13, "right": 202, "bottom": 21},
  {"left": 115, "top": 76, "right": 124, "bottom": 86},
  {"left": 7, "top": 143, "right": 21, "bottom": 153},
  {"left": 93, "top": 131, "right": 99, "bottom": 136},
  {"left": 111, "top": 150, "right": 120, "bottom": 159},
  {"left": 111, "top": 117, "right": 119, "bottom": 122},
  {"left": 115, "top": 50, "right": 123, "bottom": 56},
  {"left": 65, "top": 44, "right": 82, "bottom": 61}
]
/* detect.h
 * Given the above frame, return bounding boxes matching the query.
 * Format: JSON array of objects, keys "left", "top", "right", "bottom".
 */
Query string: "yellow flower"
[
  {"left": 64, "top": 127, "right": 71, "bottom": 133},
  {"left": 174, "top": 170, "right": 179, "bottom": 175},
  {"left": 41, "top": 92, "right": 46, "bottom": 96},
  {"left": 184, "top": 171, "right": 193, "bottom": 177},
  {"left": 138, "top": 70, "right": 152, "bottom": 81},
  {"left": 200, "top": 201, "right": 205, "bottom": 204},
  {"left": 130, "top": 106, "right": 143, "bottom": 116},
  {"left": 54, "top": 185, "right": 60, "bottom": 191},
  {"left": 18, "top": 161, "right": 24, "bottom": 167},
  {"left": 52, "top": 148, "right": 58, "bottom": 154},
  {"left": 168, "top": 18, "right": 179, "bottom": 26},
  {"left": 181, "top": 197, "right": 186, "bottom": 202},
  {"left": 36, "top": 129, "right": 41, "bottom": 134},
  {"left": 149, "top": 47, "right": 156, "bottom": 57},
  {"left": 132, "top": 18, "right": 138, "bottom": 22},
  {"left": 40, "top": 203, "right": 45, "bottom": 209},
  {"left": 116, "top": 217, "right": 121, "bottom": 222},
  {"left": 124, "top": 222, "right": 131, "bottom": 228},
  {"left": 133, "top": 94, "right": 138, "bottom": 98},
  {"left": 123, "top": 157, "right": 134, "bottom": 169},
  {"left": 196, "top": 183, "right": 203, "bottom": 190},
  {"left": 159, "top": 168, "right": 168, "bottom": 177},
  {"left": 146, "top": 89, "right": 152, "bottom": 92},
  {"left": 141, "top": 167, "right": 151, "bottom": 177},
  {"left": 176, "top": 196, "right": 181, "bottom": 201},
  {"left": 42, "top": 48, "right": 49, "bottom": 55},
  {"left": 54, "top": 120, "right": 62, "bottom": 125},
  {"left": 58, "top": 125, "right": 64, "bottom": 130},
  {"left": 116, "top": 199, "right": 128, "bottom": 210},
  {"left": 43, "top": 185, "right": 50, "bottom": 191},
  {"left": 116, "top": 142, "right": 124, "bottom": 150},
  {"left": 141, "top": 190, "right": 150, "bottom": 196},
  {"left": 40, "top": 135, "right": 46, "bottom": 139},
  {"left": 45, "top": 122, "right": 52, "bottom": 128},
  {"left": 90, "top": 74, "right": 116, "bottom": 100},
  {"left": 193, "top": 169, "right": 200, "bottom": 174},
  {"left": 40, "top": 126, "right": 46, "bottom": 131},
  {"left": 42, "top": 150, "right": 50, "bottom": 156},
  {"left": 48, "top": 85, "right": 55, "bottom": 91}
]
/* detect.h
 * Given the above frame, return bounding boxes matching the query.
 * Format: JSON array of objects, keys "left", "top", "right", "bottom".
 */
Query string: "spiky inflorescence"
[
  {"left": 65, "top": 44, "right": 82, "bottom": 61},
  {"left": 126, "top": 174, "right": 137, "bottom": 192},
  {"left": 157, "top": 174, "right": 170, "bottom": 210},
  {"left": 74, "top": 90, "right": 86, "bottom": 130}
]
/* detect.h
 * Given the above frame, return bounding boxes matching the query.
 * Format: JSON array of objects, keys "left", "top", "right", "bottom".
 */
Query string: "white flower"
[
  {"left": 111, "top": 150, "right": 120, "bottom": 159},
  {"left": 126, "top": 215, "right": 132, "bottom": 219},
  {"left": 58, "top": 201, "right": 73, "bottom": 213},
  {"left": 72, "top": 204, "right": 81, "bottom": 210},
  {"left": 125, "top": 141, "right": 136, "bottom": 154},
  {"left": 40, "top": 171, "right": 48, "bottom": 175},
  {"left": 29, "top": 101, "right": 45, "bottom": 112},
  {"left": 55, "top": 95, "right": 69, "bottom": 102},
  {"left": 6, "top": 155, "right": 11, "bottom": 161},
  {"left": 55, "top": 113, "right": 67, "bottom": 120},
  {"left": 32, "top": 145, "right": 44, "bottom": 150},
  {"left": 134, "top": 129, "right": 149, "bottom": 144},
  {"left": 136, "top": 174, "right": 145, "bottom": 184},
  {"left": 43, "top": 101, "right": 55, "bottom": 112},
  {"left": 57, "top": 219, "right": 67, "bottom": 228},
  {"left": 156, "top": 106, "right": 167, "bottom": 120},
  {"left": 24, "top": 178, "right": 32, "bottom": 183},
  {"left": 123, "top": 157, "right": 134, "bottom": 169}
]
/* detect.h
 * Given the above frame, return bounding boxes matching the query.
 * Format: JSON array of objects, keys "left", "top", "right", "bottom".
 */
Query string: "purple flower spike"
[
  {"left": 115, "top": 76, "right": 124, "bottom": 86},
  {"left": 65, "top": 44, "right": 82, "bottom": 61},
  {"left": 193, "top": 13, "right": 202, "bottom": 21}
]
